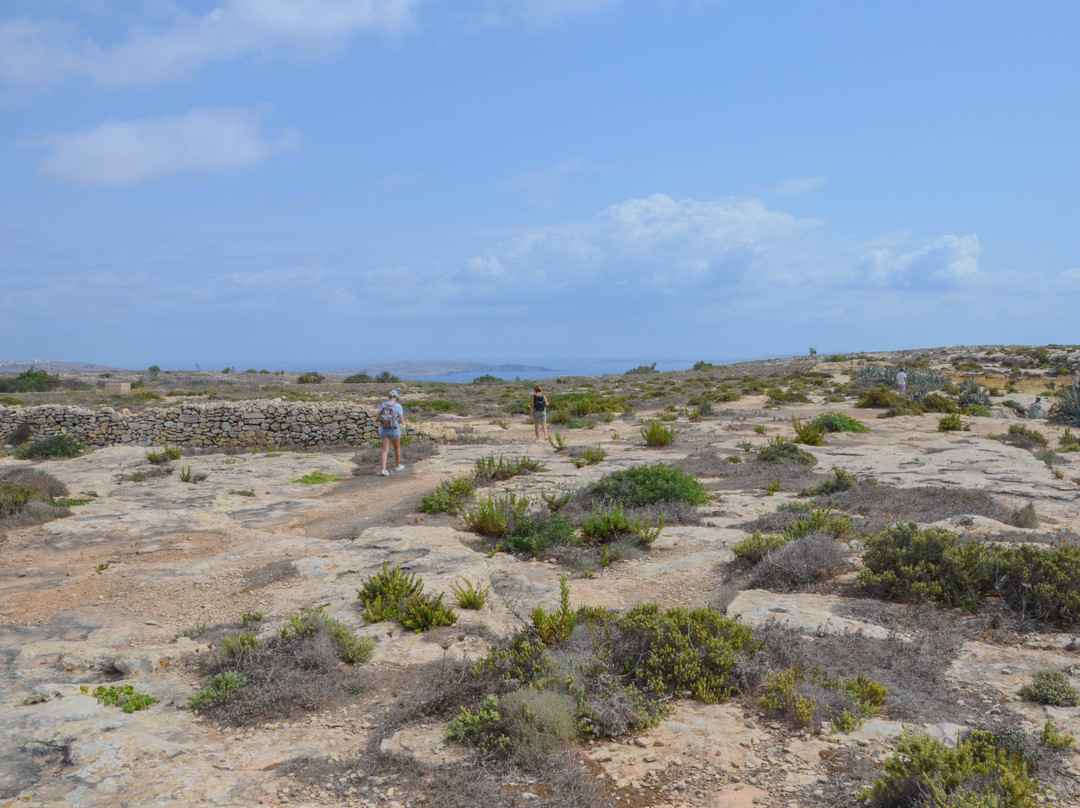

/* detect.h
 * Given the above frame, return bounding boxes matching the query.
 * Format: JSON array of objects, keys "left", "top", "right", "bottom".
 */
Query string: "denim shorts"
[{"left": 379, "top": 427, "right": 401, "bottom": 439}]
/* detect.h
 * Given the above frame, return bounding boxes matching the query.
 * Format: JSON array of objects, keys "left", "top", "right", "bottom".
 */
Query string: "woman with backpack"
[
  {"left": 377, "top": 390, "right": 405, "bottom": 476},
  {"left": 530, "top": 385, "right": 549, "bottom": 440}
]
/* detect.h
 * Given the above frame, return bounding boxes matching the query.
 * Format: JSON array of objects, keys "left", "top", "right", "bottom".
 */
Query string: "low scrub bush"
[
  {"left": 733, "top": 531, "right": 792, "bottom": 563},
  {"left": 582, "top": 464, "right": 709, "bottom": 508},
  {"left": 419, "top": 476, "right": 475, "bottom": 514},
  {"left": 858, "top": 522, "right": 1080, "bottom": 626},
  {"left": 0, "top": 369, "right": 62, "bottom": 393},
  {"left": 809, "top": 412, "right": 869, "bottom": 433},
  {"left": 473, "top": 454, "right": 544, "bottom": 483},
  {"left": 0, "top": 467, "right": 68, "bottom": 498},
  {"left": 570, "top": 445, "right": 606, "bottom": 468},
  {"left": 877, "top": 399, "right": 925, "bottom": 418},
  {"left": 919, "top": 392, "right": 959, "bottom": 413},
  {"left": 358, "top": 563, "right": 424, "bottom": 623},
  {"left": 992, "top": 424, "right": 1048, "bottom": 449},
  {"left": 758, "top": 436, "right": 818, "bottom": 467},
  {"left": 1019, "top": 669, "right": 1077, "bottom": 706},
  {"left": 791, "top": 417, "right": 825, "bottom": 446},
  {"left": 463, "top": 493, "right": 530, "bottom": 538},
  {"left": 280, "top": 605, "right": 375, "bottom": 664},
  {"left": 1040, "top": 717, "right": 1077, "bottom": 750},
  {"left": 802, "top": 466, "right": 854, "bottom": 496},
  {"left": 500, "top": 511, "right": 578, "bottom": 555},
  {"left": 15, "top": 429, "right": 85, "bottom": 459},
  {"left": 188, "top": 671, "right": 247, "bottom": 711},
  {"left": 855, "top": 386, "right": 904, "bottom": 409},
  {"left": 937, "top": 414, "right": 968, "bottom": 431},
  {"left": 640, "top": 420, "right": 676, "bottom": 447},
  {"left": 451, "top": 578, "right": 489, "bottom": 610},
  {"left": 859, "top": 729, "right": 1045, "bottom": 808},
  {"left": 759, "top": 668, "right": 886, "bottom": 733},
  {"left": 146, "top": 444, "right": 182, "bottom": 464},
  {"left": 748, "top": 533, "right": 850, "bottom": 592},
  {"left": 399, "top": 593, "right": 458, "bottom": 632},
  {"left": 296, "top": 371, "right": 325, "bottom": 384}
]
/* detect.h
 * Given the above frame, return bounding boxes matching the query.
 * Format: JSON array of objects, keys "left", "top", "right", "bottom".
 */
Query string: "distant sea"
[{"left": 401, "top": 359, "right": 741, "bottom": 384}]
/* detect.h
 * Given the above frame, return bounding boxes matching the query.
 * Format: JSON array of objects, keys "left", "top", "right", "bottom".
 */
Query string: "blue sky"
[{"left": 1, "top": 1, "right": 1078, "bottom": 370}]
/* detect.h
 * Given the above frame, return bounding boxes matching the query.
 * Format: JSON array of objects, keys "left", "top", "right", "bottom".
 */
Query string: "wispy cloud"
[
  {"left": 498, "top": 158, "right": 599, "bottom": 209},
  {"left": 772, "top": 175, "right": 826, "bottom": 195},
  {"left": 0, "top": 0, "right": 418, "bottom": 88},
  {"left": 34, "top": 107, "right": 299, "bottom": 186}
]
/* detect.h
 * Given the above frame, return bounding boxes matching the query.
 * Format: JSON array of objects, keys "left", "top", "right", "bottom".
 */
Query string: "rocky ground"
[{"left": 1, "top": 350, "right": 1079, "bottom": 808}]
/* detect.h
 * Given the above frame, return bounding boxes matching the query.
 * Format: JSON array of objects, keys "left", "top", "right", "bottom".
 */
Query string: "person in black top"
[{"left": 530, "top": 385, "right": 549, "bottom": 440}]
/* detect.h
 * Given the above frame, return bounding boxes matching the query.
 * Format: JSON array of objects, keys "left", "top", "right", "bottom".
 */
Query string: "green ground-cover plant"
[
  {"left": 1058, "top": 427, "right": 1080, "bottom": 452},
  {"left": 179, "top": 465, "right": 208, "bottom": 483},
  {"left": 809, "top": 412, "right": 869, "bottom": 433},
  {"left": 173, "top": 623, "right": 210, "bottom": 641},
  {"left": 84, "top": 684, "right": 157, "bottom": 713},
  {"left": 419, "top": 476, "right": 475, "bottom": 514},
  {"left": 292, "top": 471, "right": 341, "bottom": 484},
  {"left": 582, "top": 464, "right": 709, "bottom": 508},
  {"left": 547, "top": 431, "right": 566, "bottom": 451},
  {"left": 858, "top": 522, "right": 1080, "bottom": 625},
  {"left": 0, "top": 396, "right": 25, "bottom": 406},
  {"left": 500, "top": 511, "right": 578, "bottom": 554},
  {"left": 399, "top": 592, "right": 458, "bottom": 632},
  {"left": 802, "top": 466, "right": 854, "bottom": 496},
  {"left": 15, "top": 429, "right": 85, "bottom": 459},
  {"left": 282, "top": 605, "right": 376, "bottom": 663},
  {"left": 463, "top": 493, "right": 530, "bottom": 538},
  {"left": 919, "top": 392, "right": 959, "bottom": 413},
  {"left": 733, "top": 530, "right": 792, "bottom": 563},
  {"left": 758, "top": 436, "right": 818, "bottom": 467},
  {"left": 858, "top": 729, "right": 1046, "bottom": 807},
  {"left": 1018, "top": 669, "right": 1077, "bottom": 706},
  {"left": 188, "top": 671, "right": 248, "bottom": 711},
  {"left": 640, "top": 420, "right": 676, "bottom": 446},
  {"left": 540, "top": 489, "right": 571, "bottom": 512},
  {"left": 877, "top": 399, "right": 926, "bottom": 418}
]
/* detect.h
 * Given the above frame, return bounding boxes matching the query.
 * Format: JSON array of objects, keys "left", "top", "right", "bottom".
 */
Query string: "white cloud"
[
  {"left": 773, "top": 175, "right": 826, "bottom": 195},
  {"left": 856, "top": 234, "right": 982, "bottom": 289},
  {"left": 35, "top": 107, "right": 298, "bottom": 186},
  {"left": 0, "top": 0, "right": 418, "bottom": 88}
]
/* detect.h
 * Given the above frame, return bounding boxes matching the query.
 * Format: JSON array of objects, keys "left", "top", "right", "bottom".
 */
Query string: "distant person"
[
  {"left": 530, "top": 385, "right": 549, "bottom": 440},
  {"left": 377, "top": 390, "right": 405, "bottom": 476},
  {"left": 1028, "top": 396, "right": 1044, "bottom": 419},
  {"left": 895, "top": 369, "right": 908, "bottom": 394}
]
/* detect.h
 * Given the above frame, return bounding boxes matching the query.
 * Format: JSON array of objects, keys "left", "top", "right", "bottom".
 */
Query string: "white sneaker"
[
  {"left": 394, "top": 465, "right": 405, "bottom": 472},
  {"left": 379, "top": 469, "right": 390, "bottom": 477}
]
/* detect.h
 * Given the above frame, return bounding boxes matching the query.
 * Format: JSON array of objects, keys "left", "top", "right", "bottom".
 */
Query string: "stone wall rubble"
[{"left": 0, "top": 401, "right": 381, "bottom": 448}]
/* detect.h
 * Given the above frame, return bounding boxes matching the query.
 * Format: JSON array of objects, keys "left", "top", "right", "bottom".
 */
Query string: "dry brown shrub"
[
  {"left": 677, "top": 449, "right": 826, "bottom": 493},
  {"left": 747, "top": 533, "right": 851, "bottom": 592},
  {"left": 812, "top": 481, "right": 1016, "bottom": 523},
  {"left": 0, "top": 467, "right": 69, "bottom": 497}
]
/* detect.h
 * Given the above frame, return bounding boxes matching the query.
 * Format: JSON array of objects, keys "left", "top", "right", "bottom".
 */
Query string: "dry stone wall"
[{"left": 0, "top": 401, "right": 381, "bottom": 448}]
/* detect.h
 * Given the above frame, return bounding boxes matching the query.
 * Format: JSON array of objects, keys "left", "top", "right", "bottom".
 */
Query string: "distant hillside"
[
  {"left": 334, "top": 360, "right": 553, "bottom": 377},
  {"left": 0, "top": 359, "right": 114, "bottom": 374}
]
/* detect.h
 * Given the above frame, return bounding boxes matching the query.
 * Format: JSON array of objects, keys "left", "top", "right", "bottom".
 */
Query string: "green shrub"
[
  {"left": 419, "top": 476, "right": 474, "bottom": 514},
  {"left": 1058, "top": 427, "right": 1080, "bottom": 452},
  {"left": 296, "top": 371, "right": 325, "bottom": 384},
  {"left": 85, "top": 684, "right": 157, "bottom": 713},
  {"left": 855, "top": 386, "right": 903, "bottom": 409},
  {"left": 15, "top": 429, "right": 85, "bottom": 459},
  {"left": 571, "top": 445, "right": 606, "bottom": 468},
  {"left": 531, "top": 575, "right": 577, "bottom": 644},
  {"left": 358, "top": 563, "right": 424, "bottom": 623},
  {"left": 0, "top": 480, "right": 45, "bottom": 517},
  {"left": 221, "top": 632, "right": 263, "bottom": 659},
  {"left": 920, "top": 393, "right": 959, "bottom": 413},
  {"left": 501, "top": 511, "right": 577, "bottom": 554},
  {"left": 640, "top": 420, "right": 676, "bottom": 447},
  {"left": 877, "top": 399, "right": 926, "bottom": 418},
  {"left": 580, "top": 504, "right": 634, "bottom": 541},
  {"left": 188, "top": 671, "right": 247, "bottom": 711},
  {"left": 809, "top": 412, "right": 869, "bottom": 433},
  {"left": 583, "top": 464, "right": 709, "bottom": 507},
  {"left": 344, "top": 372, "right": 373, "bottom": 383},
  {"left": 1018, "top": 669, "right": 1078, "bottom": 706},
  {"left": 733, "top": 531, "right": 791, "bottom": 563},
  {"left": 463, "top": 493, "right": 530, "bottom": 538},
  {"left": 473, "top": 454, "right": 544, "bottom": 483},
  {"left": 937, "top": 414, "right": 966, "bottom": 431},
  {"left": 802, "top": 466, "right": 854, "bottom": 496},
  {"left": 0, "top": 396, "right": 25, "bottom": 406},
  {"left": 992, "top": 424, "right": 1048, "bottom": 449},
  {"left": 1040, "top": 717, "right": 1077, "bottom": 750},
  {"left": 399, "top": 592, "right": 457, "bottom": 632},
  {"left": 0, "top": 369, "right": 62, "bottom": 393},
  {"left": 759, "top": 668, "right": 887, "bottom": 733},
  {"left": 451, "top": 578, "right": 489, "bottom": 610},
  {"left": 146, "top": 444, "right": 182, "bottom": 464},
  {"left": 540, "top": 489, "right": 571, "bottom": 511},
  {"left": 758, "top": 436, "right": 818, "bottom": 467},
  {"left": 791, "top": 417, "right": 825, "bottom": 446},
  {"left": 859, "top": 729, "right": 1045, "bottom": 807}
]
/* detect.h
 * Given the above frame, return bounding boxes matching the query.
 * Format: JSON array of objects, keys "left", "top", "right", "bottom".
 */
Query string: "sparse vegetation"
[
  {"left": 84, "top": 684, "right": 157, "bottom": 713},
  {"left": 292, "top": 471, "right": 341, "bottom": 484},
  {"left": 419, "top": 476, "right": 475, "bottom": 514},
  {"left": 15, "top": 429, "right": 85, "bottom": 459},
  {"left": 640, "top": 420, "right": 676, "bottom": 446},
  {"left": 1019, "top": 669, "right": 1077, "bottom": 706}
]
